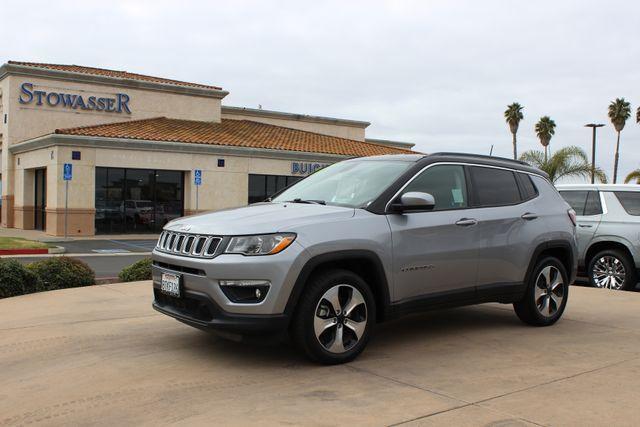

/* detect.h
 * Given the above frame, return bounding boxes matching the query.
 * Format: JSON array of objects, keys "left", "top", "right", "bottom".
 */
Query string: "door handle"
[
  {"left": 455, "top": 218, "right": 477, "bottom": 227},
  {"left": 578, "top": 224, "right": 593, "bottom": 228},
  {"left": 521, "top": 212, "right": 538, "bottom": 220}
]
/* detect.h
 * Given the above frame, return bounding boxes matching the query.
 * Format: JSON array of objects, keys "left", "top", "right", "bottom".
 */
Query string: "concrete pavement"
[{"left": 1, "top": 283, "right": 639, "bottom": 426}]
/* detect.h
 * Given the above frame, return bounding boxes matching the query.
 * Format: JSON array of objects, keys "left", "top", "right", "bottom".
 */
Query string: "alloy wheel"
[
  {"left": 592, "top": 256, "right": 626, "bottom": 290},
  {"left": 534, "top": 266, "right": 565, "bottom": 317},
  {"left": 314, "top": 284, "right": 367, "bottom": 354}
]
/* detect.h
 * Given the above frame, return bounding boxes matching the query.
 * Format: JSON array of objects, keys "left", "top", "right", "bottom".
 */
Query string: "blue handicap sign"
[
  {"left": 63, "top": 163, "right": 73, "bottom": 181},
  {"left": 194, "top": 169, "right": 202, "bottom": 186}
]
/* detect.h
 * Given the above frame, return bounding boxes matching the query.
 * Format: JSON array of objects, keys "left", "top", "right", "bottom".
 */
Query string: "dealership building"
[{"left": 0, "top": 61, "right": 415, "bottom": 236}]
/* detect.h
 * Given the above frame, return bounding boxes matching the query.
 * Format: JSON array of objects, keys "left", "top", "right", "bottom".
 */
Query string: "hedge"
[
  {"left": 0, "top": 259, "right": 43, "bottom": 298},
  {"left": 118, "top": 258, "right": 152, "bottom": 282},
  {"left": 26, "top": 257, "right": 95, "bottom": 291}
]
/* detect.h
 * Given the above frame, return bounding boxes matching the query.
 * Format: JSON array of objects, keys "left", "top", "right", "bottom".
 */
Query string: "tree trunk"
[
  {"left": 544, "top": 146, "right": 548, "bottom": 163},
  {"left": 613, "top": 131, "right": 621, "bottom": 184},
  {"left": 512, "top": 132, "right": 517, "bottom": 160}
]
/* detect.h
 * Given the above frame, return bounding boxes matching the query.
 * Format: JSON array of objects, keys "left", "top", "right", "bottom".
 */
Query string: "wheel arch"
[
  {"left": 524, "top": 240, "right": 576, "bottom": 286},
  {"left": 584, "top": 239, "right": 635, "bottom": 270},
  {"left": 284, "top": 250, "right": 391, "bottom": 322}
]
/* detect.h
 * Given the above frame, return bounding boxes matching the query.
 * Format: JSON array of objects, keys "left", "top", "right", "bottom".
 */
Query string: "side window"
[
  {"left": 402, "top": 165, "right": 468, "bottom": 211},
  {"left": 583, "top": 191, "right": 603, "bottom": 216},
  {"left": 517, "top": 173, "right": 538, "bottom": 200},
  {"left": 614, "top": 192, "right": 640, "bottom": 216},
  {"left": 469, "top": 166, "right": 521, "bottom": 207},
  {"left": 559, "top": 191, "right": 587, "bottom": 215}
]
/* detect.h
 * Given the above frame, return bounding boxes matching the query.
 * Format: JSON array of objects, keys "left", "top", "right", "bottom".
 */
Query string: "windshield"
[{"left": 273, "top": 159, "right": 412, "bottom": 208}]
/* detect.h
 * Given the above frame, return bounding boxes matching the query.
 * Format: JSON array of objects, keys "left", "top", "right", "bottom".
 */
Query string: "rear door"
[
  {"left": 387, "top": 164, "right": 481, "bottom": 301},
  {"left": 469, "top": 167, "right": 544, "bottom": 295},
  {"left": 558, "top": 190, "right": 602, "bottom": 261}
]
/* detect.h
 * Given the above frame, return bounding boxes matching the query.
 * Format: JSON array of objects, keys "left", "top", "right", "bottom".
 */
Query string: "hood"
[{"left": 165, "top": 202, "right": 355, "bottom": 235}]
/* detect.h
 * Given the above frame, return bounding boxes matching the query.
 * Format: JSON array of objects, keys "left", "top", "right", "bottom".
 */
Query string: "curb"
[{"left": 0, "top": 246, "right": 66, "bottom": 256}]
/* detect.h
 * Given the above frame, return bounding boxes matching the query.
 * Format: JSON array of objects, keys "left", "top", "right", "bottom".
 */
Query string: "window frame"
[{"left": 384, "top": 162, "right": 539, "bottom": 214}]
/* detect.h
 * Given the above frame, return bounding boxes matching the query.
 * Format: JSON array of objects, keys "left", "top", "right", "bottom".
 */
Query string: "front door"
[
  {"left": 387, "top": 164, "right": 480, "bottom": 302},
  {"left": 34, "top": 168, "right": 46, "bottom": 230}
]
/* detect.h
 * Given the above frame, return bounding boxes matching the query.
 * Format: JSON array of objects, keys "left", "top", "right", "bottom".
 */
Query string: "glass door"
[{"left": 34, "top": 168, "right": 46, "bottom": 230}]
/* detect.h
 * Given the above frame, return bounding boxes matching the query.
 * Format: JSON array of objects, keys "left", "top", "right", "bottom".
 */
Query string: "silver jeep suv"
[
  {"left": 557, "top": 184, "right": 640, "bottom": 291},
  {"left": 152, "top": 153, "right": 577, "bottom": 364}
]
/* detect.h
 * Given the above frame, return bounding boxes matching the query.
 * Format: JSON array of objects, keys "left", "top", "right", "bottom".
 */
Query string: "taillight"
[{"left": 567, "top": 208, "right": 577, "bottom": 226}]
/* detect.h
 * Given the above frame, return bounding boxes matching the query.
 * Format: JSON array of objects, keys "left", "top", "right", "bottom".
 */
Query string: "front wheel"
[
  {"left": 291, "top": 269, "right": 375, "bottom": 364},
  {"left": 588, "top": 249, "right": 637, "bottom": 291},
  {"left": 514, "top": 257, "right": 569, "bottom": 326}
]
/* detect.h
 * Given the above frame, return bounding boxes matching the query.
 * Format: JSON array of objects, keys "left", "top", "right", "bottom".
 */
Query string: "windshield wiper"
[{"left": 289, "top": 198, "right": 326, "bottom": 205}]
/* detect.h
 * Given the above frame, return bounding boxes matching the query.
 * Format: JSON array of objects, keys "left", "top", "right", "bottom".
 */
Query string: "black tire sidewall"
[
  {"left": 293, "top": 269, "right": 376, "bottom": 364},
  {"left": 588, "top": 249, "right": 637, "bottom": 291}
]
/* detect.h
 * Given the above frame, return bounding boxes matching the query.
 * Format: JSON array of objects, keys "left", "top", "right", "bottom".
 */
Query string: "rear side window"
[
  {"left": 517, "top": 173, "right": 538, "bottom": 200},
  {"left": 469, "top": 166, "right": 521, "bottom": 206},
  {"left": 614, "top": 192, "right": 640, "bottom": 216},
  {"left": 559, "top": 190, "right": 602, "bottom": 216}
]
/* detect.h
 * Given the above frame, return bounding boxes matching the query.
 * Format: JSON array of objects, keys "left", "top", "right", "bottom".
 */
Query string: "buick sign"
[{"left": 19, "top": 82, "right": 131, "bottom": 114}]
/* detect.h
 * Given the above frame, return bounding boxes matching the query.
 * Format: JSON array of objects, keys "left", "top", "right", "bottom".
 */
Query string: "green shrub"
[
  {"left": 118, "top": 258, "right": 152, "bottom": 282},
  {"left": 0, "top": 259, "right": 43, "bottom": 298},
  {"left": 27, "top": 257, "right": 95, "bottom": 291}
]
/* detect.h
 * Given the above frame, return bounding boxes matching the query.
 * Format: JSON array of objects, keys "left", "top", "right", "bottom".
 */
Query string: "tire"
[
  {"left": 514, "top": 257, "right": 569, "bottom": 326},
  {"left": 291, "top": 269, "right": 375, "bottom": 364},
  {"left": 587, "top": 249, "right": 638, "bottom": 291}
]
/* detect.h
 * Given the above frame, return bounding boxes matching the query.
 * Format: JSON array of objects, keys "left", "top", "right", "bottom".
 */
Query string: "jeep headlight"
[{"left": 224, "top": 233, "right": 296, "bottom": 256}]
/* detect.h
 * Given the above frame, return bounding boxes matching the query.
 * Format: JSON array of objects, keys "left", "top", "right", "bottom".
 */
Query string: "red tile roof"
[
  {"left": 55, "top": 117, "right": 417, "bottom": 157},
  {"left": 8, "top": 61, "right": 222, "bottom": 90}
]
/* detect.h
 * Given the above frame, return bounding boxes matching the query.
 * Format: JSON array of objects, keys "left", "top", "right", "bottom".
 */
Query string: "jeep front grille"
[{"left": 156, "top": 231, "right": 222, "bottom": 258}]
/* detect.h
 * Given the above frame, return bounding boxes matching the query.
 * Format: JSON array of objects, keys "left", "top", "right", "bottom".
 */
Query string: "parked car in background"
[
  {"left": 557, "top": 184, "right": 640, "bottom": 291},
  {"left": 152, "top": 153, "right": 577, "bottom": 364}
]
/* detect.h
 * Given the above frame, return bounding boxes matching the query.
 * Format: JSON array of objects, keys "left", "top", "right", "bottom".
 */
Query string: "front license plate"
[{"left": 160, "top": 273, "right": 181, "bottom": 297}]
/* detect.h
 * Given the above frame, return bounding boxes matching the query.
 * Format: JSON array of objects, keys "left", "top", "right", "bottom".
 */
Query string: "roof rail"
[{"left": 429, "top": 152, "right": 530, "bottom": 166}]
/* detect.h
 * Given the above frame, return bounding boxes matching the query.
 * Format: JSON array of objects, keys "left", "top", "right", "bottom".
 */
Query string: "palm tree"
[
  {"left": 534, "top": 116, "right": 556, "bottom": 162},
  {"left": 637, "top": 106, "right": 640, "bottom": 125},
  {"left": 625, "top": 169, "right": 640, "bottom": 184},
  {"left": 504, "top": 103, "right": 524, "bottom": 160},
  {"left": 520, "top": 146, "right": 608, "bottom": 184},
  {"left": 608, "top": 98, "right": 631, "bottom": 183}
]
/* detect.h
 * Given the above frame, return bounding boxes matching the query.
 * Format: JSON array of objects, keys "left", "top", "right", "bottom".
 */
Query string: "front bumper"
[{"left": 152, "top": 287, "right": 289, "bottom": 337}]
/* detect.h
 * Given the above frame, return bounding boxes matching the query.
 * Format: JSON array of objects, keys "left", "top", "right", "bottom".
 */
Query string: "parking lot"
[{"left": 1, "top": 282, "right": 639, "bottom": 426}]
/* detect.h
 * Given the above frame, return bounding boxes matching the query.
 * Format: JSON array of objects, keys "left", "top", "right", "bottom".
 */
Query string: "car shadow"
[{"left": 162, "top": 304, "right": 522, "bottom": 367}]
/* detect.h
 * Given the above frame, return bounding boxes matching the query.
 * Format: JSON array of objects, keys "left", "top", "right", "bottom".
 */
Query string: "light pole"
[{"left": 585, "top": 123, "right": 605, "bottom": 184}]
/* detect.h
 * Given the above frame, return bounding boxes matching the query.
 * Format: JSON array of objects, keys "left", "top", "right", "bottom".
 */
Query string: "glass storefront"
[
  {"left": 95, "top": 167, "right": 184, "bottom": 234},
  {"left": 248, "top": 174, "right": 302, "bottom": 204}
]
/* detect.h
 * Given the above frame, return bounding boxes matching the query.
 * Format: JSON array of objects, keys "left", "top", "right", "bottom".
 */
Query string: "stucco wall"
[
  {"left": 221, "top": 111, "right": 366, "bottom": 141},
  {"left": 6, "top": 75, "right": 222, "bottom": 146},
  {"left": 12, "top": 142, "right": 338, "bottom": 235}
]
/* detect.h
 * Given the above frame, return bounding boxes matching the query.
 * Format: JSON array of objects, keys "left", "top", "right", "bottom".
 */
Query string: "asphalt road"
[
  {"left": 10, "top": 239, "right": 157, "bottom": 278},
  {"left": 1, "top": 282, "right": 640, "bottom": 425},
  {"left": 14, "top": 254, "right": 150, "bottom": 279}
]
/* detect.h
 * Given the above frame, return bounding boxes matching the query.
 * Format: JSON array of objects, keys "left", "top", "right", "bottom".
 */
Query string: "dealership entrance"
[
  {"left": 34, "top": 168, "right": 46, "bottom": 230},
  {"left": 95, "top": 167, "right": 184, "bottom": 234}
]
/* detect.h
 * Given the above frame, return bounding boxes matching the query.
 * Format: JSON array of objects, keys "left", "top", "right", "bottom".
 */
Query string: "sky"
[{"left": 2, "top": 0, "right": 639, "bottom": 182}]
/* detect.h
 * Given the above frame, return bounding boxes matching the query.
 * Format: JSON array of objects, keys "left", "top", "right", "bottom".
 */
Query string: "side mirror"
[{"left": 391, "top": 192, "right": 435, "bottom": 213}]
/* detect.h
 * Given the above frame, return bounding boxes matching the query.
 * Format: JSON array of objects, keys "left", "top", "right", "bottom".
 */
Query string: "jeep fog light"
[{"left": 219, "top": 280, "right": 270, "bottom": 303}]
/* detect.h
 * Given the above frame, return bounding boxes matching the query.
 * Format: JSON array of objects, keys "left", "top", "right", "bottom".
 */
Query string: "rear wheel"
[
  {"left": 291, "top": 269, "right": 375, "bottom": 364},
  {"left": 514, "top": 257, "right": 569, "bottom": 326},
  {"left": 588, "top": 249, "right": 637, "bottom": 291}
]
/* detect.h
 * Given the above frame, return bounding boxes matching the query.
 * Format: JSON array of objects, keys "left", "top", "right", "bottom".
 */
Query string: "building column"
[
  {"left": 13, "top": 167, "right": 35, "bottom": 230},
  {"left": 1, "top": 146, "right": 14, "bottom": 228}
]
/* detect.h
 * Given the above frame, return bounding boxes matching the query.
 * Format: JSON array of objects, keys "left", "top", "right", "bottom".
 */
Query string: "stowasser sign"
[{"left": 19, "top": 82, "right": 132, "bottom": 114}]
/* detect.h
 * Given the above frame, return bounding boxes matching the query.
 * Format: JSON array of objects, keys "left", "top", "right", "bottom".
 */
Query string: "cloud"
[{"left": 2, "top": 0, "right": 639, "bottom": 180}]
